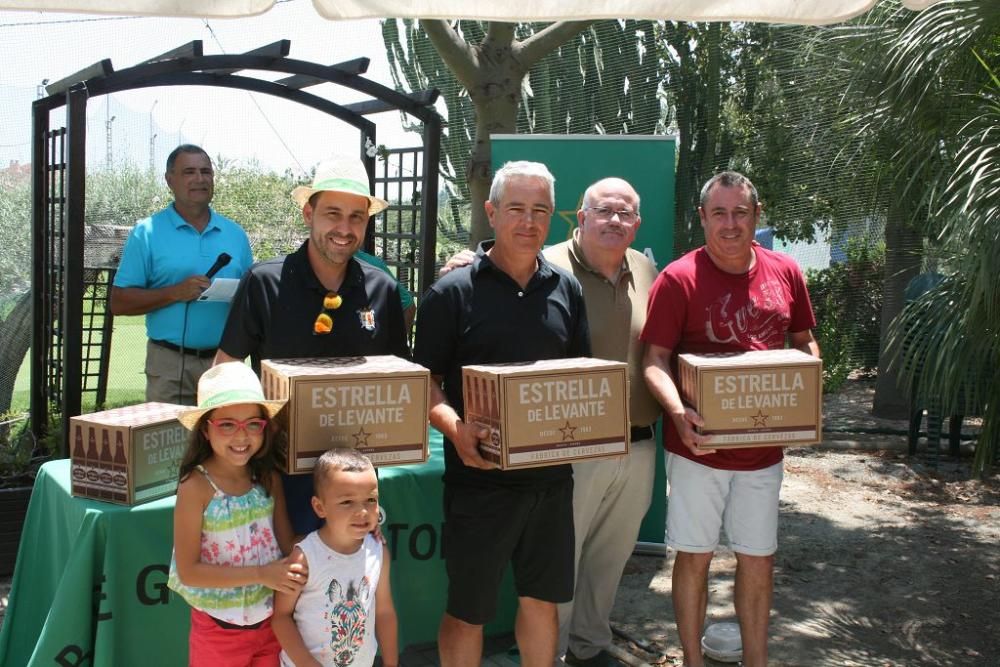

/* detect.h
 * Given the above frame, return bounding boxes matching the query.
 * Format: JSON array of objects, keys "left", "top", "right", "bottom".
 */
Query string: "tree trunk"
[
  {"left": 420, "top": 20, "right": 591, "bottom": 248},
  {"left": 667, "top": 22, "right": 720, "bottom": 257},
  {"left": 0, "top": 291, "right": 31, "bottom": 417},
  {"left": 703, "top": 23, "right": 722, "bottom": 177},
  {"left": 665, "top": 24, "right": 699, "bottom": 257},
  {"left": 872, "top": 207, "right": 923, "bottom": 418},
  {"left": 468, "top": 82, "right": 520, "bottom": 246}
]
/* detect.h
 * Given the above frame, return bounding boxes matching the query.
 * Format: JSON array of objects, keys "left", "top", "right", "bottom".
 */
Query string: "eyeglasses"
[
  {"left": 206, "top": 418, "right": 268, "bottom": 436},
  {"left": 313, "top": 291, "right": 343, "bottom": 335},
  {"left": 585, "top": 206, "right": 638, "bottom": 223}
]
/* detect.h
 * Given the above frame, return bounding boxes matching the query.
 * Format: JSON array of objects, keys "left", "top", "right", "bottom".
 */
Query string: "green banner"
[
  {"left": 491, "top": 134, "right": 676, "bottom": 544},
  {"left": 491, "top": 134, "right": 675, "bottom": 268}
]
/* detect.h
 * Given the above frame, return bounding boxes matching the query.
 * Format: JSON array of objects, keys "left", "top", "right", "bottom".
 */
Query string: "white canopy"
[{"left": 0, "top": 0, "right": 944, "bottom": 24}]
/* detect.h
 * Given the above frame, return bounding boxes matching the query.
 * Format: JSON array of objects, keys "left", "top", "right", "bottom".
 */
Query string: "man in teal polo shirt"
[{"left": 111, "top": 144, "right": 253, "bottom": 405}]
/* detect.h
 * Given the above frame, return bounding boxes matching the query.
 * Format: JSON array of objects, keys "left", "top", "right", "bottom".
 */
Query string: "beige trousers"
[
  {"left": 144, "top": 340, "right": 214, "bottom": 406},
  {"left": 557, "top": 437, "right": 658, "bottom": 662}
]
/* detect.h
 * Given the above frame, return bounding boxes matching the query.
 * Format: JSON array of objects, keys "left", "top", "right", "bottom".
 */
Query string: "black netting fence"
[
  {"left": 0, "top": 160, "right": 316, "bottom": 418},
  {"left": 1, "top": 13, "right": 943, "bottom": 432},
  {"left": 381, "top": 19, "right": 905, "bottom": 390}
]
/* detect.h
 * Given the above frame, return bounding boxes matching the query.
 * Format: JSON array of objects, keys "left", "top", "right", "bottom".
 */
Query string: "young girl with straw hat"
[{"left": 168, "top": 362, "right": 306, "bottom": 666}]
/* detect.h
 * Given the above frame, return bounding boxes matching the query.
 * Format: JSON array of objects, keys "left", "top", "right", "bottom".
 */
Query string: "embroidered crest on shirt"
[
  {"left": 325, "top": 576, "right": 371, "bottom": 667},
  {"left": 357, "top": 307, "right": 376, "bottom": 332}
]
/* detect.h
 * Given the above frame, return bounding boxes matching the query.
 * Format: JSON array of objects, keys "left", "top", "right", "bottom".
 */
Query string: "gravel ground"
[
  {"left": 608, "top": 379, "right": 999, "bottom": 667},
  {"left": 1, "top": 379, "right": 997, "bottom": 667}
]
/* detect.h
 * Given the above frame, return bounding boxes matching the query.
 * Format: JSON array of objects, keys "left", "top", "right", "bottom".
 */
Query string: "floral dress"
[{"left": 168, "top": 465, "right": 283, "bottom": 625}]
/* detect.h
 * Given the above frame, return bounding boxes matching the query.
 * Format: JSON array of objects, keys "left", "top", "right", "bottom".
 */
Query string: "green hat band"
[
  {"left": 312, "top": 177, "right": 371, "bottom": 198},
  {"left": 200, "top": 388, "right": 267, "bottom": 408}
]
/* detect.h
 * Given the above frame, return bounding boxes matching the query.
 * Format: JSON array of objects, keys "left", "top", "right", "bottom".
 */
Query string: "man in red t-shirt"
[{"left": 641, "top": 171, "right": 819, "bottom": 667}]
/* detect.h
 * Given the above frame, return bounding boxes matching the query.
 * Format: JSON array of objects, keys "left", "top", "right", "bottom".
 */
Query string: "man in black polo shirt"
[
  {"left": 413, "top": 161, "right": 591, "bottom": 667},
  {"left": 215, "top": 155, "right": 408, "bottom": 533}
]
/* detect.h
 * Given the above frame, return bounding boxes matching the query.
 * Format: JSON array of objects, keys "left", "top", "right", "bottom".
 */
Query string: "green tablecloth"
[{"left": 0, "top": 430, "right": 518, "bottom": 666}]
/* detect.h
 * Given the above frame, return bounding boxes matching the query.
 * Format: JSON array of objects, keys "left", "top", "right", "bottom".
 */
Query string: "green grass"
[{"left": 10, "top": 315, "right": 148, "bottom": 414}]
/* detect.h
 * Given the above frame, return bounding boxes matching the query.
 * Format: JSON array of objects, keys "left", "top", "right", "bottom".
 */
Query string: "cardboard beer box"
[
  {"left": 261, "top": 356, "right": 430, "bottom": 472},
  {"left": 70, "top": 402, "right": 189, "bottom": 505},
  {"left": 677, "top": 349, "right": 822, "bottom": 449},
  {"left": 462, "top": 357, "right": 629, "bottom": 470}
]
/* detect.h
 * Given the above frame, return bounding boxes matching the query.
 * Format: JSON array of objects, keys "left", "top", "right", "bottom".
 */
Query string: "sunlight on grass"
[{"left": 10, "top": 315, "right": 148, "bottom": 414}]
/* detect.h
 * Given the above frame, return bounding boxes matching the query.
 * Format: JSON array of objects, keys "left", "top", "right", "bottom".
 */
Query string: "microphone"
[{"left": 204, "top": 252, "right": 232, "bottom": 280}]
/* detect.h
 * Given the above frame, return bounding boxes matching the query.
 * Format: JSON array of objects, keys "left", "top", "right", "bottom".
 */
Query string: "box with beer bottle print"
[
  {"left": 70, "top": 402, "right": 189, "bottom": 505},
  {"left": 462, "top": 357, "right": 630, "bottom": 470}
]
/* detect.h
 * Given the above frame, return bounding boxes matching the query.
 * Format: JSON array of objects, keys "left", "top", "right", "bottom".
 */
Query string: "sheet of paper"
[{"left": 197, "top": 278, "right": 240, "bottom": 303}]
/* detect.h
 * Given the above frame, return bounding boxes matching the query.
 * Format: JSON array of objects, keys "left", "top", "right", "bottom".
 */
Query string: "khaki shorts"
[
  {"left": 665, "top": 453, "right": 783, "bottom": 556},
  {"left": 145, "top": 340, "right": 213, "bottom": 406}
]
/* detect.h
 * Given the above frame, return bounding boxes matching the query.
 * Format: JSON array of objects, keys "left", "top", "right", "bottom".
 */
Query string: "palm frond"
[{"left": 891, "top": 40, "right": 1000, "bottom": 472}]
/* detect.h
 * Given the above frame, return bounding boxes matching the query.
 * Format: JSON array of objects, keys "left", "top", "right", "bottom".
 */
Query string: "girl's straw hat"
[{"left": 177, "top": 362, "right": 286, "bottom": 430}]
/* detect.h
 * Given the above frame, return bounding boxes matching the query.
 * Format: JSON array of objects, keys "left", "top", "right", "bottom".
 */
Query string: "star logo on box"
[
  {"left": 353, "top": 427, "right": 371, "bottom": 447},
  {"left": 559, "top": 421, "right": 577, "bottom": 441},
  {"left": 752, "top": 410, "right": 770, "bottom": 428}
]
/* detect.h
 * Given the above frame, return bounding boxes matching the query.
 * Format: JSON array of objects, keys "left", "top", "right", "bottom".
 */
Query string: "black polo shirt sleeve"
[
  {"left": 218, "top": 260, "right": 273, "bottom": 361},
  {"left": 565, "top": 270, "right": 592, "bottom": 358},
  {"left": 412, "top": 281, "right": 458, "bottom": 380},
  {"left": 381, "top": 270, "right": 410, "bottom": 360}
]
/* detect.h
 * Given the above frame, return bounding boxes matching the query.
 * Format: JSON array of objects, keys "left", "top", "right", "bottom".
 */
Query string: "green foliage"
[
  {"left": 649, "top": 21, "right": 864, "bottom": 253},
  {"left": 84, "top": 158, "right": 307, "bottom": 262},
  {"left": 434, "top": 200, "right": 472, "bottom": 268},
  {"left": 519, "top": 20, "right": 662, "bottom": 137},
  {"left": 382, "top": 18, "right": 479, "bottom": 205},
  {"left": 739, "top": 3, "right": 1000, "bottom": 426},
  {"left": 381, "top": 18, "right": 663, "bottom": 247},
  {"left": 0, "top": 159, "right": 313, "bottom": 428},
  {"left": 660, "top": 22, "right": 767, "bottom": 251},
  {"left": 211, "top": 158, "right": 302, "bottom": 257},
  {"left": 0, "top": 172, "right": 31, "bottom": 297},
  {"left": 0, "top": 160, "right": 307, "bottom": 302},
  {"left": 807, "top": 239, "right": 885, "bottom": 392},
  {"left": 0, "top": 413, "right": 55, "bottom": 488},
  {"left": 889, "top": 34, "right": 1000, "bottom": 470},
  {"left": 196, "top": 157, "right": 304, "bottom": 261},
  {"left": 87, "top": 164, "right": 165, "bottom": 224},
  {"left": 380, "top": 19, "right": 847, "bottom": 253},
  {"left": 0, "top": 171, "right": 38, "bottom": 422}
]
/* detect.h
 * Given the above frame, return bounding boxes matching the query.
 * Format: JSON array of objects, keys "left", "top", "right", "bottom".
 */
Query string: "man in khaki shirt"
[
  {"left": 546, "top": 178, "right": 660, "bottom": 667},
  {"left": 442, "top": 176, "right": 660, "bottom": 666}
]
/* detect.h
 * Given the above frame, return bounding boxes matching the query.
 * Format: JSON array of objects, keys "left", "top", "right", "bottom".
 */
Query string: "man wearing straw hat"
[{"left": 215, "top": 154, "right": 409, "bottom": 534}]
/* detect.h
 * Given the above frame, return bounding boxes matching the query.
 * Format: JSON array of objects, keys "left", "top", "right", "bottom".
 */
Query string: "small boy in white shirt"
[{"left": 272, "top": 449, "right": 397, "bottom": 667}]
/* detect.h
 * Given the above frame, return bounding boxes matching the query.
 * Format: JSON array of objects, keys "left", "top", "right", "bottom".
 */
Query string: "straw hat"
[
  {"left": 177, "top": 362, "right": 286, "bottom": 430},
  {"left": 291, "top": 155, "right": 389, "bottom": 216}
]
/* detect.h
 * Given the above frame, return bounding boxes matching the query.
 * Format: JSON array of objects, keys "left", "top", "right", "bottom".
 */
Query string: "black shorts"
[
  {"left": 442, "top": 478, "right": 575, "bottom": 625},
  {"left": 282, "top": 473, "right": 320, "bottom": 535}
]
